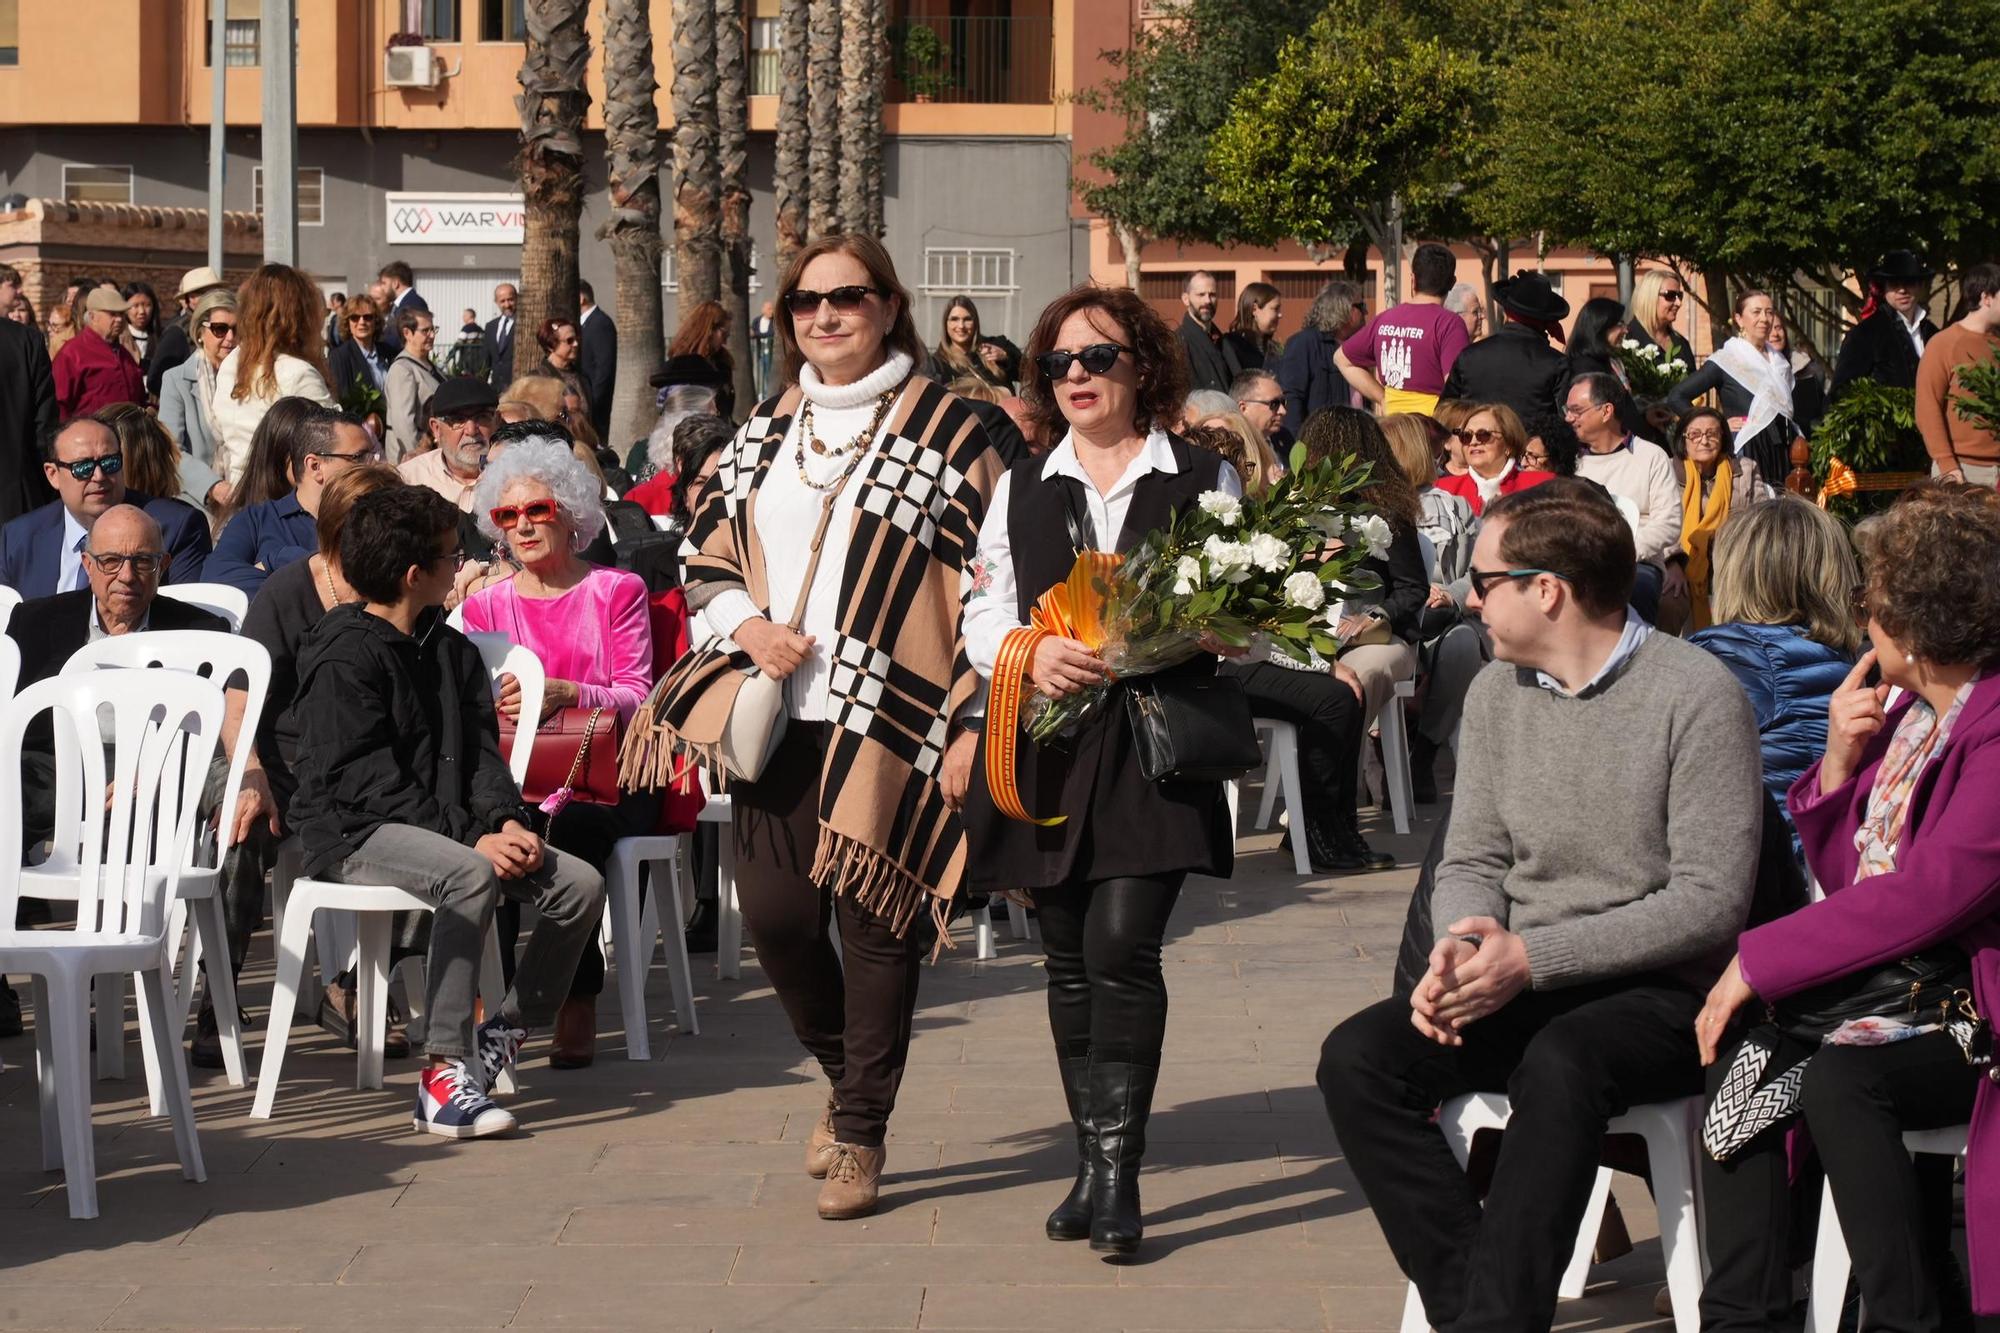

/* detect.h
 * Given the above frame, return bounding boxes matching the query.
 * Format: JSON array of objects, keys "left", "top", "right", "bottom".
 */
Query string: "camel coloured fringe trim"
[{"left": 618, "top": 374, "right": 1003, "bottom": 943}]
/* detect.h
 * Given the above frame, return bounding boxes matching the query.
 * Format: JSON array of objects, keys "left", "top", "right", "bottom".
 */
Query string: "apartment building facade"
[{"left": 0, "top": 2, "right": 1685, "bottom": 355}]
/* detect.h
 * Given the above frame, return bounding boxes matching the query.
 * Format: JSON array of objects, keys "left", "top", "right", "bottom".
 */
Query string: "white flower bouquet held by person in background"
[
  {"left": 1617, "top": 337, "right": 1689, "bottom": 398},
  {"left": 1024, "top": 442, "right": 1383, "bottom": 745}
]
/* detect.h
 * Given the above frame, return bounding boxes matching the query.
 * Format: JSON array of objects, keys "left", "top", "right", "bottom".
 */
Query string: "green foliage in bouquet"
[
  {"left": 1027, "top": 442, "right": 1387, "bottom": 744},
  {"left": 1615, "top": 338, "right": 1689, "bottom": 398},
  {"left": 1810, "top": 381, "right": 1925, "bottom": 519},
  {"left": 339, "top": 372, "right": 385, "bottom": 422}
]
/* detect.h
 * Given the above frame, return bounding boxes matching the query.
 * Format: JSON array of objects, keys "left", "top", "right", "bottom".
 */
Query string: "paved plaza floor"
[{"left": 0, "top": 799, "right": 1690, "bottom": 1332}]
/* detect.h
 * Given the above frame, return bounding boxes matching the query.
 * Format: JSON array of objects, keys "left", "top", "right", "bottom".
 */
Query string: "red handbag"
[{"left": 500, "top": 705, "right": 621, "bottom": 816}]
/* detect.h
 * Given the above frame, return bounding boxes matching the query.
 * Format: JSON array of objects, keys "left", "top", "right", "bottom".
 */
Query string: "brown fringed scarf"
[{"left": 621, "top": 374, "right": 1001, "bottom": 939}]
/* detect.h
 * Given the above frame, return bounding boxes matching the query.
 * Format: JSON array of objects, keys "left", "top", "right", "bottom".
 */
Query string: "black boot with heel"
[
  {"left": 1045, "top": 1054, "right": 1096, "bottom": 1241},
  {"left": 1087, "top": 1060, "right": 1159, "bottom": 1257}
]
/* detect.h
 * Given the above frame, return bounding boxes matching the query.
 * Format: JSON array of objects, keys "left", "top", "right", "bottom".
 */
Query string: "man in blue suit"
[{"left": 0, "top": 417, "right": 211, "bottom": 598}]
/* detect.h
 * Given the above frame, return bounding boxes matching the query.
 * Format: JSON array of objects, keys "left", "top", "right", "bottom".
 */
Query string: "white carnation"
[
  {"left": 1198, "top": 490, "right": 1243, "bottom": 526},
  {"left": 1248, "top": 531, "right": 1291, "bottom": 573},
  {"left": 1310, "top": 509, "right": 1348, "bottom": 538},
  {"left": 1353, "top": 513, "right": 1393, "bottom": 558},
  {"left": 1638, "top": 343, "right": 1662, "bottom": 362},
  {"left": 1171, "top": 555, "right": 1204, "bottom": 596},
  {"left": 1620, "top": 337, "right": 1641, "bottom": 351},
  {"left": 1282, "top": 571, "right": 1325, "bottom": 610},
  {"left": 1201, "top": 534, "right": 1254, "bottom": 583}
]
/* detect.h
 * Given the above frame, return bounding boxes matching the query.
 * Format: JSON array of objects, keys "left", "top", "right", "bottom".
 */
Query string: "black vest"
[{"left": 962, "top": 438, "right": 1235, "bottom": 890}]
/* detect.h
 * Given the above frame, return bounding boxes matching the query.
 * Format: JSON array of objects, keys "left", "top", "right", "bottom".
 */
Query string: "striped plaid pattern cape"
[{"left": 622, "top": 374, "right": 1001, "bottom": 936}]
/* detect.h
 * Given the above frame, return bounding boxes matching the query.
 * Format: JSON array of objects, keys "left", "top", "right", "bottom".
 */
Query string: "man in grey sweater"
[{"left": 1318, "top": 478, "right": 1761, "bottom": 1332}]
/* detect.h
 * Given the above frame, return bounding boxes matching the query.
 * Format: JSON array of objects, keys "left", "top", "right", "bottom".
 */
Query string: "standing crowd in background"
[{"left": 3, "top": 234, "right": 2000, "bottom": 1327}]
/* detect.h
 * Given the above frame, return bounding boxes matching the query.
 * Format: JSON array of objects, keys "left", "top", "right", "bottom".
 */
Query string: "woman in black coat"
[
  {"left": 961, "top": 284, "right": 1238, "bottom": 1260},
  {"left": 1560, "top": 297, "right": 1629, "bottom": 400}
]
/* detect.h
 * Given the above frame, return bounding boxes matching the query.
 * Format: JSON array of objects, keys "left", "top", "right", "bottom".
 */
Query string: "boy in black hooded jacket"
[{"left": 289, "top": 484, "right": 605, "bottom": 1138}]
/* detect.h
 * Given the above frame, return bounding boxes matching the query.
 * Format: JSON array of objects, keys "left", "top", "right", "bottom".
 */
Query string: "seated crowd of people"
[{"left": 0, "top": 243, "right": 1996, "bottom": 1325}]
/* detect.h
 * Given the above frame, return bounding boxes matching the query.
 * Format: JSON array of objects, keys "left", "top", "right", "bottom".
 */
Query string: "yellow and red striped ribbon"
[{"left": 983, "top": 552, "right": 1119, "bottom": 825}]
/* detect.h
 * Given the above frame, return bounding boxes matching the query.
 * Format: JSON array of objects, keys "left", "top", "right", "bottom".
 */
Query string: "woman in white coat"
[{"left": 211, "top": 262, "right": 337, "bottom": 485}]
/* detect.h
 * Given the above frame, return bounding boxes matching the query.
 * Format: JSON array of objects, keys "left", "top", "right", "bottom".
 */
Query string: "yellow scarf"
[{"left": 1680, "top": 458, "right": 1731, "bottom": 630}]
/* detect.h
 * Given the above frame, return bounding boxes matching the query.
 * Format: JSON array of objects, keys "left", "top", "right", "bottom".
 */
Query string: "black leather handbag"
[
  {"left": 1123, "top": 674, "right": 1263, "bottom": 783},
  {"left": 1774, "top": 947, "right": 1977, "bottom": 1043}
]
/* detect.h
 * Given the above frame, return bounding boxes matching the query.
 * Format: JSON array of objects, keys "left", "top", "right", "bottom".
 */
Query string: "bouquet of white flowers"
[
  {"left": 1011, "top": 444, "right": 1385, "bottom": 748},
  {"left": 1616, "top": 337, "right": 1689, "bottom": 398}
]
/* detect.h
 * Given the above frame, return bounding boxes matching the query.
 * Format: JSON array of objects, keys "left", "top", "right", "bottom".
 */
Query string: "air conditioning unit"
[{"left": 385, "top": 45, "right": 441, "bottom": 90}]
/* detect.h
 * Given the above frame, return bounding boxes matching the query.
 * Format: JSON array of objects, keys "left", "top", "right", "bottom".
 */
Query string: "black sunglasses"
[
  {"left": 204, "top": 319, "right": 238, "bottom": 338},
  {"left": 783, "top": 285, "right": 881, "bottom": 317},
  {"left": 56, "top": 455, "right": 123, "bottom": 481},
  {"left": 1468, "top": 566, "right": 1570, "bottom": 598},
  {"left": 1660, "top": 291, "right": 1686, "bottom": 302},
  {"left": 1035, "top": 343, "right": 1130, "bottom": 380}
]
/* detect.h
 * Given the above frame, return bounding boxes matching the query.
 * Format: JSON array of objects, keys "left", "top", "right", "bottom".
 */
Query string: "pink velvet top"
[{"left": 460, "top": 566, "right": 655, "bottom": 726}]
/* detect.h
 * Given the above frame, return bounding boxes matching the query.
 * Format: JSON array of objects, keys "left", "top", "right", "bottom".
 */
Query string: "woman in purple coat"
[{"left": 1694, "top": 482, "right": 2000, "bottom": 1329}]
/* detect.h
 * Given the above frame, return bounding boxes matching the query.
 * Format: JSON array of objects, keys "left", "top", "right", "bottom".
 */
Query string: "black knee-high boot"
[
  {"left": 1087, "top": 1059, "right": 1159, "bottom": 1256},
  {"left": 1046, "top": 1054, "right": 1096, "bottom": 1240}
]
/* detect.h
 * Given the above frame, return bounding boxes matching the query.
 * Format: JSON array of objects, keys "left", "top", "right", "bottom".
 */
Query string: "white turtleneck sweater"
[{"left": 703, "top": 350, "right": 915, "bottom": 721}]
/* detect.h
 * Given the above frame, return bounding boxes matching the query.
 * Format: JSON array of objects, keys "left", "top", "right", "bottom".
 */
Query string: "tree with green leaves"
[
  {"left": 1073, "top": 0, "right": 1323, "bottom": 289},
  {"left": 1207, "top": 1, "right": 1481, "bottom": 307},
  {"left": 1477, "top": 0, "right": 2000, "bottom": 351}
]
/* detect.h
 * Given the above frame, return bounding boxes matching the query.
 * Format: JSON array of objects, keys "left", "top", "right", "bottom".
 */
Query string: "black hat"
[
  {"left": 649, "top": 353, "right": 725, "bottom": 390},
  {"left": 1867, "top": 250, "right": 1932, "bottom": 283},
  {"left": 1492, "top": 270, "right": 1571, "bottom": 323},
  {"left": 428, "top": 376, "right": 499, "bottom": 417}
]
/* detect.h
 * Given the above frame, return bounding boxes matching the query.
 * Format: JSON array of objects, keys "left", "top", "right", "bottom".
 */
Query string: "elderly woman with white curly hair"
[{"left": 459, "top": 436, "right": 657, "bottom": 1068}]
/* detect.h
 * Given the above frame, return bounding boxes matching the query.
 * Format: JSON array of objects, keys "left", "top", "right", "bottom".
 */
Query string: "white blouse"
[
  {"left": 701, "top": 350, "right": 916, "bottom": 722},
  {"left": 961, "top": 429, "right": 1243, "bottom": 681}
]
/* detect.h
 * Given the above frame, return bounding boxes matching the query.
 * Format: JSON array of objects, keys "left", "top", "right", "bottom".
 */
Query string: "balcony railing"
[{"left": 888, "top": 15, "right": 1053, "bottom": 106}]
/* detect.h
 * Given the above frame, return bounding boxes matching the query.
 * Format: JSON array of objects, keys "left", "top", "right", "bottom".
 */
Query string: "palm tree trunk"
[
  {"left": 598, "top": 0, "right": 666, "bottom": 450},
  {"left": 716, "top": 0, "right": 755, "bottom": 411},
  {"left": 807, "top": 0, "right": 842, "bottom": 236},
  {"left": 514, "top": 0, "right": 592, "bottom": 380},
  {"left": 863, "top": 0, "right": 884, "bottom": 238},
  {"left": 671, "top": 0, "right": 721, "bottom": 318},
  {"left": 838, "top": 0, "right": 882, "bottom": 237},
  {"left": 774, "top": 0, "right": 810, "bottom": 273}
]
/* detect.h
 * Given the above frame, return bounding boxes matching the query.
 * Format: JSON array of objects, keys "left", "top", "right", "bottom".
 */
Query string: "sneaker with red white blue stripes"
[
  {"left": 474, "top": 1014, "right": 527, "bottom": 1093},
  {"left": 413, "top": 1061, "right": 516, "bottom": 1139}
]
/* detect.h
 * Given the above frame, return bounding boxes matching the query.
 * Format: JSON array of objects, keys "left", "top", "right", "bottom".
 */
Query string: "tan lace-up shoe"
[
  {"left": 815, "top": 1143, "right": 886, "bottom": 1220},
  {"left": 805, "top": 1096, "right": 839, "bottom": 1178}
]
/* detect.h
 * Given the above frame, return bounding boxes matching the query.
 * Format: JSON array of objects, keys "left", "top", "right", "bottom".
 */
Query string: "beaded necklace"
[{"left": 795, "top": 385, "right": 899, "bottom": 492}]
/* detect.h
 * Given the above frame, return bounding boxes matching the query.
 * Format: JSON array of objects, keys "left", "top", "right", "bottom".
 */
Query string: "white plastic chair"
[
  {"left": 253, "top": 636, "right": 542, "bottom": 1119},
  {"left": 51, "top": 632, "right": 271, "bottom": 1109},
  {"left": 1249, "top": 719, "right": 1312, "bottom": 876},
  {"left": 700, "top": 796, "right": 747, "bottom": 981},
  {"left": 1397, "top": 1092, "right": 1706, "bottom": 1333},
  {"left": 1804, "top": 1123, "right": 1970, "bottom": 1333},
  {"left": 1371, "top": 679, "right": 1418, "bottom": 836},
  {"left": 0, "top": 584, "right": 21, "bottom": 634},
  {"left": 0, "top": 670, "right": 222, "bottom": 1218},
  {"left": 155, "top": 582, "right": 250, "bottom": 632},
  {"left": 0, "top": 633, "right": 18, "bottom": 699},
  {"left": 600, "top": 832, "right": 701, "bottom": 1058}
]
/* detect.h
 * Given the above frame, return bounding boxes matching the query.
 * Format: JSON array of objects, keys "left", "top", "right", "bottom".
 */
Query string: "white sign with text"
[{"left": 385, "top": 192, "right": 525, "bottom": 246}]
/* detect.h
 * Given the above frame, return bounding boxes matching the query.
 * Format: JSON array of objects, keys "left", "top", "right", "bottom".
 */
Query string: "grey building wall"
[{"left": 1, "top": 128, "right": 1081, "bottom": 344}]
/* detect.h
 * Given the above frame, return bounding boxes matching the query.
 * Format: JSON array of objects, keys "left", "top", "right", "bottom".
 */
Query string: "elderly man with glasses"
[
  {"left": 399, "top": 378, "right": 500, "bottom": 512},
  {"left": 0, "top": 502, "right": 232, "bottom": 1041},
  {"left": 0, "top": 417, "right": 211, "bottom": 597},
  {"left": 208, "top": 404, "right": 381, "bottom": 598}
]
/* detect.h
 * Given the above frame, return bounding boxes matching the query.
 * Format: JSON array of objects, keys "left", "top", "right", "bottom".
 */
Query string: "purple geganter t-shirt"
[{"left": 1339, "top": 301, "right": 1470, "bottom": 396}]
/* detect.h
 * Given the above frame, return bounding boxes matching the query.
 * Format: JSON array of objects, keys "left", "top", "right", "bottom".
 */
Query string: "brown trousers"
[{"left": 730, "top": 722, "right": 923, "bottom": 1148}]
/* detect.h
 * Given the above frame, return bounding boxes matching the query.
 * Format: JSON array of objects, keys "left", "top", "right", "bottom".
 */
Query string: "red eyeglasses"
[{"left": 489, "top": 498, "right": 561, "bottom": 528}]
